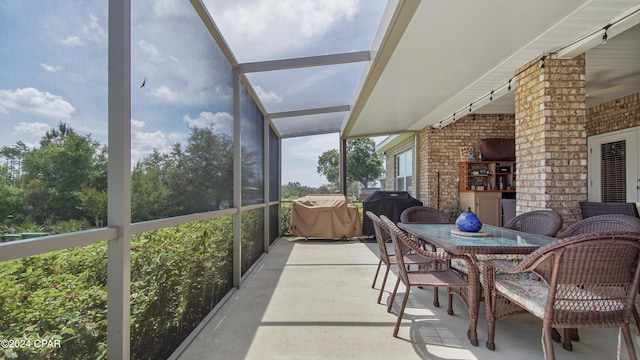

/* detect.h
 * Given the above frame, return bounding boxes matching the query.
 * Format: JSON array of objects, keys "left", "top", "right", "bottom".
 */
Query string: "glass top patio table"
[{"left": 397, "top": 223, "right": 556, "bottom": 256}]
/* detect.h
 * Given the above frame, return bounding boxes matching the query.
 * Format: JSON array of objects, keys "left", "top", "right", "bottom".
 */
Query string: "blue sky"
[{"left": 0, "top": 1, "right": 386, "bottom": 188}]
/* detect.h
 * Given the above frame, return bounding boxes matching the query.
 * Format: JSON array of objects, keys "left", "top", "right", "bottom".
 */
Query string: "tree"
[
  {"left": 316, "top": 138, "right": 384, "bottom": 189},
  {"left": 281, "top": 181, "right": 324, "bottom": 200},
  {"left": 131, "top": 126, "right": 235, "bottom": 220},
  {"left": 316, "top": 149, "right": 340, "bottom": 185},
  {"left": 22, "top": 123, "right": 102, "bottom": 223},
  {"left": 177, "top": 127, "right": 234, "bottom": 212},
  {"left": 75, "top": 186, "right": 107, "bottom": 227},
  {"left": 0, "top": 164, "right": 25, "bottom": 223},
  {"left": 0, "top": 141, "right": 28, "bottom": 187},
  {"left": 131, "top": 150, "right": 172, "bottom": 222}
]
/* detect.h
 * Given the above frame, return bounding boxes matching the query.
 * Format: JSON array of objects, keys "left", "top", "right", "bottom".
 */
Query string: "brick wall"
[
  {"left": 514, "top": 55, "right": 587, "bottom": 224},
  {"left": 587, "top": 91, "right": 640, "bottom": 136},
  {"left": 416, "top": 114, "right": 515, "bottom": 209},
  {"left": 382, "top": 63, "right": 636, "bottom": 227}
]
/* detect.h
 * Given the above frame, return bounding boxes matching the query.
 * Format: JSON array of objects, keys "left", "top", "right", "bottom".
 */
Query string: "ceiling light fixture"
[
  {"left": 489, "top": 90, "right": 494, "bottom": 101},
  {"left": 539, "top": 55, "right": 546, "bottom": 69},
  {"left": 601, "top": 24, "right": 611, "bottom": 44}
]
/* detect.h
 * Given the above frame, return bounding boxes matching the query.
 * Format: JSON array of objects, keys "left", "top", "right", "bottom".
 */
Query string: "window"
[
  {"left": 600, "top": 140, "right": 626, "bottom": 202},
  {"left": 588, "top": 127, "right": 640, "bottom": 203},
  {"left": 396, "top": 150, "right": 413, "bottom": 193}
]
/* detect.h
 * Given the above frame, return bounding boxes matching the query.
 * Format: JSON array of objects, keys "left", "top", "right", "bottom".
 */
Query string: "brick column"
[{"left": 514, "top": 54, "right": 588, "bottom": 225}]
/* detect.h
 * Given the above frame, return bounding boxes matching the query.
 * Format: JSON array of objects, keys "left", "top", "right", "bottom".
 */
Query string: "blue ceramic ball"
[{"left": 455, "top": 207, "right": 483, "bottom": 232}]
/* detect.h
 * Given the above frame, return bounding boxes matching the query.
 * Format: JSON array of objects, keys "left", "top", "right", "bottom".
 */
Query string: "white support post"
[
  {"left": 264, "top": 120, "right": 270, "bottom": 252},
  {"left": 340, "top": 138, "right": 347, "bottom": 195},
  {"left": 278, "top": 135, "right": 283, "bottom": 237},
  {"left": 107, "top": 0, "right": 132, "bottom": 358},
  {"left": 233, "top": 69, "right": 242, "bottom": 287}
]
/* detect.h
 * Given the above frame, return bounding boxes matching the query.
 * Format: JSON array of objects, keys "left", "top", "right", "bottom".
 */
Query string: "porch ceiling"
[
  {"left": 205, "top": 1, "right": 640, "bottom": 140},
  {"left": 343, "top": 0, "right": 640, "bottom": 138}
]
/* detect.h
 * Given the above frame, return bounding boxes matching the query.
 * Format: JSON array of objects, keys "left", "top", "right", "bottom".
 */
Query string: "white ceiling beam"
[
  {"left": 238, "top": 51, "right": 371, "bottom": 73},
  {"left": 269, "top": 105, "right": 350, "bottom": 119},
  {"left": 342, "top": 0, "right": 421, "bottom": 137}
]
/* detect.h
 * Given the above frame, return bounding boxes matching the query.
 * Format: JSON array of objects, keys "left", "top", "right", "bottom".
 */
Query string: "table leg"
[{"left": 464, "top": 254, "right": 481, "bottom": 346}]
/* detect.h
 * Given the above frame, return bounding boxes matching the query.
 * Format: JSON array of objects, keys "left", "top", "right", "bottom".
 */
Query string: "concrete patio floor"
[{"left": 174, "top": 236, "right": 639, "bottom": 360}]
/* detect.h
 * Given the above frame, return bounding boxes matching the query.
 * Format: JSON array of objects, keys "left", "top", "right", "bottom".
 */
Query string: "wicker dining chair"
[
  {"left": 399, "top": 205, "right": 451, "bottom": 304},
  {"left": 579, "top": 201, "right": 640, "bottom": 219},
  {"left": 381, "top": 215, "right": 479, "bottom": 342},
  {"left": 560, "top": 214, "right": 640, "bottom": 238},
  {"left": 503, "top": 210, "right": 563, "bottom": 237},
  {"left": 366, "top": 211, "right": 433, "bottom": 305},
  {"left": 483, "top": 231, "right": 640, "bottom": 360},
  {"left": 400, "top": 206, "right": 450, "bottom": 224},
  {"left": 553, "top": 214, "right": 640, "bottom": 351}
]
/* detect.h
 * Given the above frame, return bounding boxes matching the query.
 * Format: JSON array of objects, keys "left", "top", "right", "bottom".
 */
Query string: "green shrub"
[
  {"left": 280, "top": 201, "right": 292, "bottom": 235},
  {"left": 0, "top": 217, "right": 234, "bottom": 360},
  {"left": 13, "top": 220, "right": 44, "bottom": 233},
  {"left": 0, "top": 244, "right": 108, "bottom": 359},
  {"left": 51, "top": 219, "right": 89, "bottom": 234}
]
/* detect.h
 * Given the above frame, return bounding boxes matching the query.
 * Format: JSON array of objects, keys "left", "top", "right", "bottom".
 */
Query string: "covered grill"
[{"left": 290, "top": 194, "right": 362, "bottom": 239}]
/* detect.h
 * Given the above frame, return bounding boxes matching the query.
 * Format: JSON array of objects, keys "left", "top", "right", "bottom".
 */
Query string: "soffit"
[{"left": 344, "top": 0, "right": 640, "bottom": 137}]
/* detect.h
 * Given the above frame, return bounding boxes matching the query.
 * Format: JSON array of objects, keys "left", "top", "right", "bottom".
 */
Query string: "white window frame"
[
  {"left": 587, "top": 126, "right": 640, "bottom": 202},
  {"left": 396, "top": 150, "right": 413, "bottom": 192}
]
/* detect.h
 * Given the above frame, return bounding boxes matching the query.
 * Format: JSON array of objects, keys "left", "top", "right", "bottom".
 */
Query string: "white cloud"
[
  {"left": 0, "top": 87, "right": 76, "bottom": 119},
  {"left": 82, "top": 14, "right": 107, "bottom": 43},
  {"left": 284, "top": 133, "right": 338, "bottom": 161},
  {"left": 207, "top": 0, "right": 359, "bottom": 60},
  {"left": 131, "top": 119, "right": 185, "bottom": 164},
  {"left": 12, "top": 122, "right": 50, "bottom": 140},
  {"left": 137, "top": 40, "right": 163, "bottom": 62},
  {"left": 61, "top": 35, "right": 84, "bottom": 47},
  {"left": 150, "top": 85, "right": 177, "bottom": 102},
  {"left": 183, "top": 111, "right": 233, "bottom": 134},
  {"left": 40, "top": 63, "right": 62, "bottom": 73},
  {"left": 152, "top": 0, "right": 193, "bottom": 18},
  {"left": 61, "top": 14, "right": 106, "bottom": 48},
  {"left": 254, "top": 85, "right": 283, "bottom": 104}
]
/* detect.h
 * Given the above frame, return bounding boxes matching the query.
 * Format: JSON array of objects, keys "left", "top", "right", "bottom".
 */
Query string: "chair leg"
[
  {"left": 621, "top": 326, "right": 638, "bottom": 360},
  {"left": 393, "top": 287, "right": 411, "bottom": 337},
  {"left": 551, "top": 328, "right": 561, "bottom": 342},
  {"left": 562, "top": 328, "right": 573, "bottom": 351},
  {"left": 543, "top": 325, "right": 556, "bottom": 360},
  {"left": 570, "top": 328, "right": 579, "bottom": 341},
  {"left": 372, "top": 260, "right": 382, "bottom": 288},
  {"left": 433, "top": 287, "right": 440, "bottom": 307},
  {"left": 387, "top": 277, "right": 401, "bottom": 313},
  {"left": 485, "top": 291, "right": 496, "bottom": 350},
  {"left": 447, "top": 289, "right": 454, "bottom": 315},
  {"left": 377, "top": 266, "right": 391, "bottom": 304},
  {"left": 634, "top": 305, "right": 640, "bottom": 334}
]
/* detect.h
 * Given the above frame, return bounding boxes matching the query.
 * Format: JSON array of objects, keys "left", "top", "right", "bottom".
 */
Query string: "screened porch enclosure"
[
  {"left": 2, "top": 0, "right": 640, "bottom": 359},
  {"left": 0, "top": 1, "right": 299, "bottom": 358}
]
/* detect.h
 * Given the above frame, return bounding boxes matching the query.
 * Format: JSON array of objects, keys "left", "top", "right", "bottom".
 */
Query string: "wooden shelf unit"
[
  {"left": 458, "top": 161, "right": 516, "bottom": 226},
  {"left": 459, "top": 161, "right": 515, "bottom": 192}
]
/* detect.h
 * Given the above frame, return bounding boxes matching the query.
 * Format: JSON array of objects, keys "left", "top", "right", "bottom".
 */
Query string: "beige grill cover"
[{"left": 291, "top": 195, "right": 362, "bottom": 238}]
